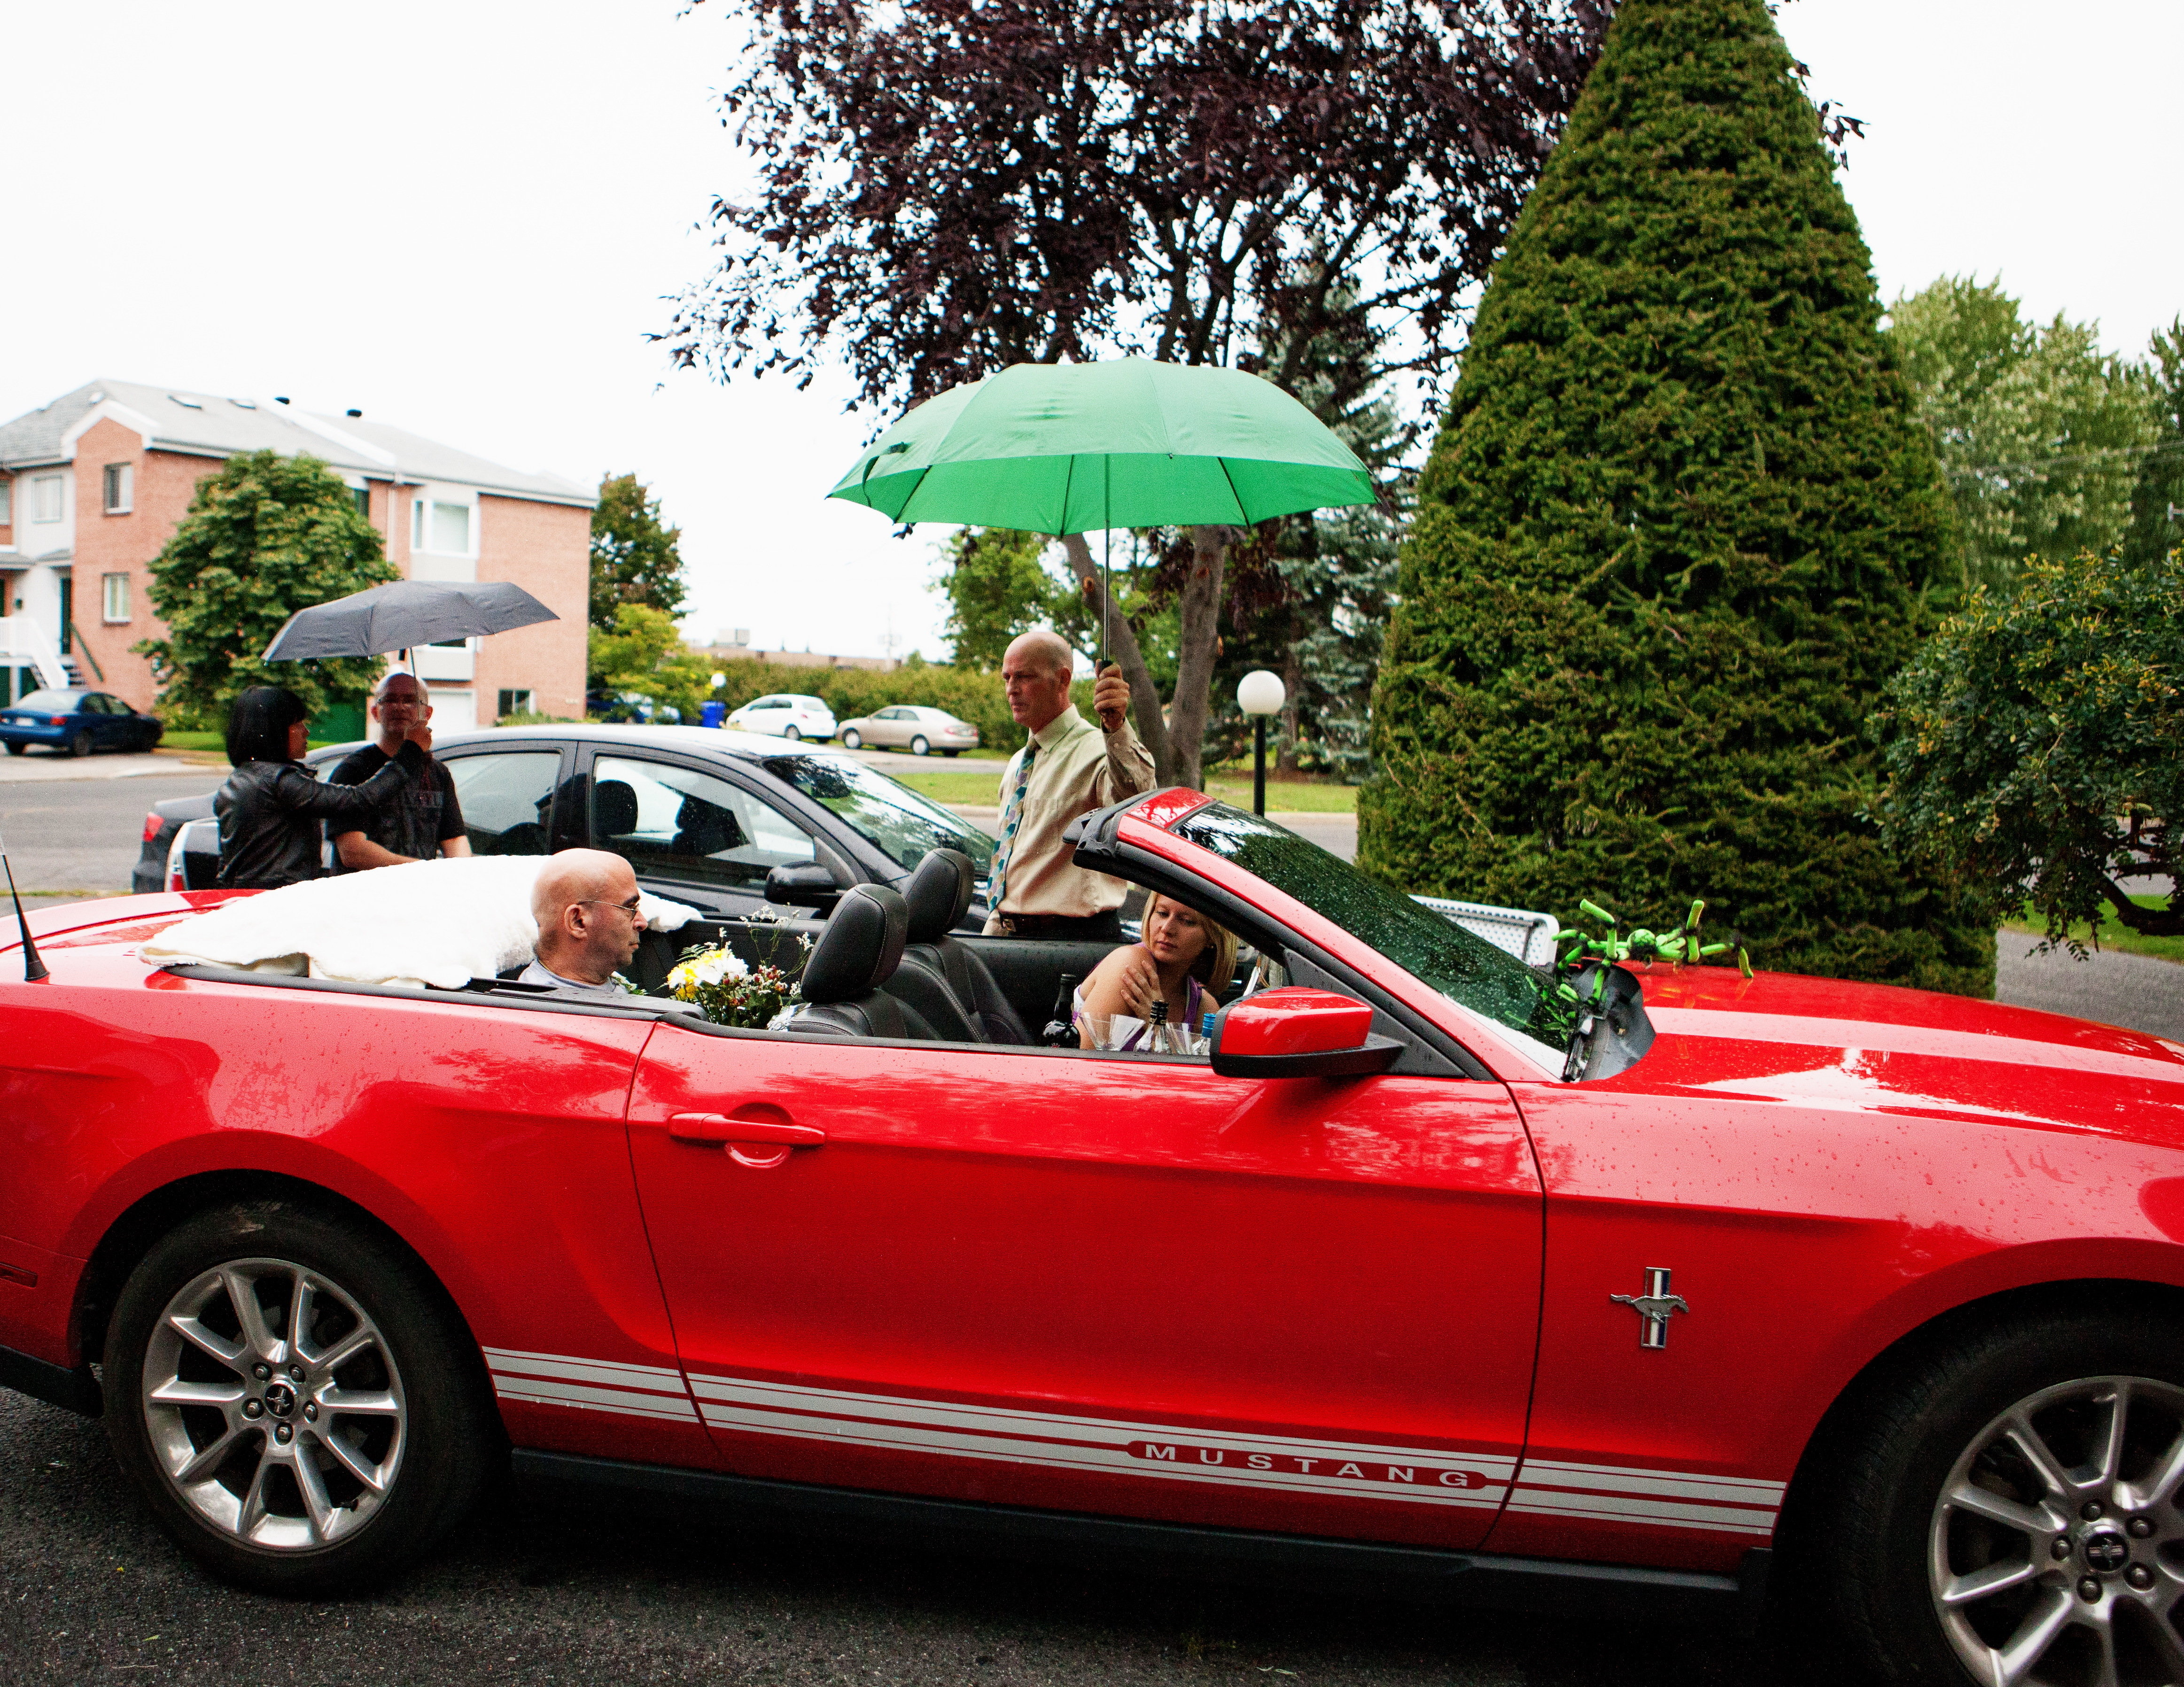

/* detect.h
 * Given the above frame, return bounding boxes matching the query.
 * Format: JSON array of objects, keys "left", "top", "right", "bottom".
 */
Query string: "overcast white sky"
[{"left": 3, "top": 1, "right": 2176, "bottom": 662}]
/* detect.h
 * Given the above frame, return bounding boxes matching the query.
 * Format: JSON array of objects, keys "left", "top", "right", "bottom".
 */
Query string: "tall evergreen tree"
[
  {"left": 589, "top": 473, "right": 687, "bottom": 634},
  {"left": 1361, "top": 0, "right": 1991, "bottom": 993}
]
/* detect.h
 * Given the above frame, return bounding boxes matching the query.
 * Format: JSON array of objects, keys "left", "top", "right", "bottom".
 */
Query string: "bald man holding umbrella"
[{"left": 984, "top": 631, "right": 1153, "bottom": 938}]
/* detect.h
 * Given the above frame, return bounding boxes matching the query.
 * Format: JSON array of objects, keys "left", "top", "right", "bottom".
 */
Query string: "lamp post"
[{"left": 1236, "top": 670, "right": 1286, "bottom": 816}]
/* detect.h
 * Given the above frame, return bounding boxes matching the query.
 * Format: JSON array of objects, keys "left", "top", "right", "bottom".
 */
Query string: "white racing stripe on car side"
[
  {"left": 483, "top": 1346, "right": 700, "bottom": 1424},
  {"left": 483, "top": 1352, "right": 1782, "bottom": 1535},
  {"left": 688, "top": 1372, "right": 1513, "bottom": 1510},
  {"left": 1505, "top": 1459, "right": 1785, "bottom": 1537}
]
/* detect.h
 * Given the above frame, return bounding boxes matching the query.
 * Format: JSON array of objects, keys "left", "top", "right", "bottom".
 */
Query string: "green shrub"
[
  {"left": 1875, "top": 548, "right": 2181, "bottom": 952},
  {"left": 1360, "top": 0, "right": 1991, "bottom": 994}
]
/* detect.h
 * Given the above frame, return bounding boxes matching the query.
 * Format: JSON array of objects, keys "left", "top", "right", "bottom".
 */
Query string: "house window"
[
  {"left": 410, "top": 496, "right": 474, "bottom": 556},
  {"left": 351, "top": 486, "right": 370, "bottom": 518},
  {"left": 31, "top": 475, "right": 62, "bottom": 522},
  {"left": 103, "top": 463, "right": 133, "bottom": 514},
  {"left": 102, "top": 573, "right": 131, "bottom": 623},
  {"left": 58, "top": 578, "right": 72, "bottom": 654},
  {"left": 497, "top": 689, "right": 534, "bottom": 719},
  {"left": 0, "top": 481, "right": 12, "bottom": 524}
]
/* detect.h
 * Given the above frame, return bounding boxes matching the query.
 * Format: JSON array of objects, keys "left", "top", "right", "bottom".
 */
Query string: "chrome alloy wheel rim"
[
  {"left": 141, "top": 1257, "right": 408, "bottom": 1550},
  {"left": 1930, "top": 1376, "right": 2184, "bottom": 1685}
]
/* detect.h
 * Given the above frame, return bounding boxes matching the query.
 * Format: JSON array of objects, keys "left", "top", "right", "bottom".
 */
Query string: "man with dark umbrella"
[{"left": 326, "top": 671, "right": 473, "bottom": 872}]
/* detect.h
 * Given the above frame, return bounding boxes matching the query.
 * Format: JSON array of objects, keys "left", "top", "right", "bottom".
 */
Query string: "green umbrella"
[{"left": 826, "top": 358, "right": 1377, "bottom": 664}]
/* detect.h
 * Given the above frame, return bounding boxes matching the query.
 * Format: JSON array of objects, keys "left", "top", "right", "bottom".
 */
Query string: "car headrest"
[
  {"left": 902, "top": 848, "right": 975, "bottom": 944},
  {"left": 594, "top": 779, "right": 638, "bottom": 837},
  {"left": 799, "top": 884, "right": 909, "bottom": 1005}
]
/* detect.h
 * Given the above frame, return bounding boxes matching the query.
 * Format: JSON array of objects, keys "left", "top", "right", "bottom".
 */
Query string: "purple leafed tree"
[{"left": 664, "top": 0, "right": 1614, "bottom": 786}]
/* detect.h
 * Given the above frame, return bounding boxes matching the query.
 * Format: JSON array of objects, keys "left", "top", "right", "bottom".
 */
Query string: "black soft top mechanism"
[{"left": 1065, "top": 785, "right": 1205, "bottom": 869}]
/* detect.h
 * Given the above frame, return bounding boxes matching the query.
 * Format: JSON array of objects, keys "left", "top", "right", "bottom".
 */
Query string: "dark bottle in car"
[{"left": 1040, "top": 975, "right": 1081, "bottom": 1048}]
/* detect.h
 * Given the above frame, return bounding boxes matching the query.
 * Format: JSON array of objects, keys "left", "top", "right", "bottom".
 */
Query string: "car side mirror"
[
  {"left": 1209, "top": 987, "right": 1404, "bottom": 1079},
  {"left": 766, "top": 861, "right": 842, "bottom": 909}
]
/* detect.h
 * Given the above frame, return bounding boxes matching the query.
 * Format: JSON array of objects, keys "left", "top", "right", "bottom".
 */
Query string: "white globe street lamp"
[{"left": 1236, "top": 669, "right": 1287, "bottom": 816}]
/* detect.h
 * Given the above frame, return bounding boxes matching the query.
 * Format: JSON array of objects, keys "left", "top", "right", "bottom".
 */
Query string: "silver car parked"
[{"left": 837, "top": 705, "right": 980, "bottom": 757}]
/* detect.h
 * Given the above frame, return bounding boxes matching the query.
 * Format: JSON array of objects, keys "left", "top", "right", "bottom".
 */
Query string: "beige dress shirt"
[{"left": 983, "top": 704, "right": 1157, "bottom": 931}]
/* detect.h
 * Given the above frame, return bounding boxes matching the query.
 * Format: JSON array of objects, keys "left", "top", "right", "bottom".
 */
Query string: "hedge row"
[{"left": 675, "top": 658, "right": 1091, "bottom": 756}]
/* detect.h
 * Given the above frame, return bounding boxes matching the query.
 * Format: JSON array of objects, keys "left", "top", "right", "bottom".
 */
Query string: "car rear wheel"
[
  {"left": 104, "top": 1200, "right": 494, "bottom": 1595},
  {"left": 68, "top": 729, "right": 92, "bottom": 758},
  {"left": 783, "top": 725, "right": 802, "bottom": 741},
  {"left": 910, "top": 735, "right": 930, "bottom": 756},
  {"left": 1826, "top": 1306, "right": 2184, "bottom": 1686},
  {"left": 840, "top": 729, "right": 862, "bottom": 750},
  {"left": 941, "top": 749, "right": 961, "bottom": 758},
  {"left": 4, "top": 742, "right": 23, "bottom": 756}
]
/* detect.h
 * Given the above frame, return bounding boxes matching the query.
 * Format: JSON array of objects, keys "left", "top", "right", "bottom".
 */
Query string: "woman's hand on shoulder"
[{"left": 1081, "top": 942, "right": 1158, "bottom": 1021}]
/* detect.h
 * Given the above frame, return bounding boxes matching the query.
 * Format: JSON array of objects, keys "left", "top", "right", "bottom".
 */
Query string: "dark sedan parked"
[
  {"left": 0, "top": 688, "right": 163, "bottom": 757},
  {"left": 134, "top": 724, "right": 995, "bottom": 923}
]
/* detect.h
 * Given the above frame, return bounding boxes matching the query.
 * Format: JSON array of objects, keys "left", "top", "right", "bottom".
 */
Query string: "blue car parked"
[{"left": 0, "top": 689, "right": 164, "bottom": 757}]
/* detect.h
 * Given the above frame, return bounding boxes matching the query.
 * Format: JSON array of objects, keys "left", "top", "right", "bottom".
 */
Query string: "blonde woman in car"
[{"left": 1074, "top": 894, "right": 1237, "bottom": 1052}]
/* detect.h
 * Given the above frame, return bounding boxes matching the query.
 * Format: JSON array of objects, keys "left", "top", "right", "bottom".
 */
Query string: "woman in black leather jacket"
[{"left": 214, "top": 686, "right": 427, "bottom": 889}]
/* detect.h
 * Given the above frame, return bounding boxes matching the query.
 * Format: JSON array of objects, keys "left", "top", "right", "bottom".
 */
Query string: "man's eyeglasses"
[{"left": 578, "top": 895, "right": 644, "bottom": 917}]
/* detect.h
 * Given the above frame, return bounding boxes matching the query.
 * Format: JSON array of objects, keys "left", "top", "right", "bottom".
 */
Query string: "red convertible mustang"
[{"left": 3, "top": 789, "right": 2183, "bottom": 1687}]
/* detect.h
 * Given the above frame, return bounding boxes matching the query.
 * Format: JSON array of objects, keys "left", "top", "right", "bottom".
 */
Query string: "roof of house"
[{"left": 0, "top": 379, "right": 594, "bottom": 507}]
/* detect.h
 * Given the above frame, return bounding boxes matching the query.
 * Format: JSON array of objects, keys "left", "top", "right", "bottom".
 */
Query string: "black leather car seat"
[
  {"left": 887, "top": 850, "right": 1033, "bottom": 1045},
  {"left": 785, "top": 884, "right": 938, "bottom": 1040},
  {"left": 593, "top": 779, "right": 639, "bottom": 842}
]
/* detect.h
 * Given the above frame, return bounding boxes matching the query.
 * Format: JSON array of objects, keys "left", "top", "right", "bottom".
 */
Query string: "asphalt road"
[
  {"left": 0, "top": 1391, "right": 1841, "bottom": 1687},
  {"left": 0, "top": 768, "right": 222, "bottom": 895}
]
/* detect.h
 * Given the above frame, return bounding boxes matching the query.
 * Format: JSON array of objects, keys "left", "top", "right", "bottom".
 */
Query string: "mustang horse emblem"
[{"left": 1611, "top": 1268, "right": 1690, "bottom": 1349}]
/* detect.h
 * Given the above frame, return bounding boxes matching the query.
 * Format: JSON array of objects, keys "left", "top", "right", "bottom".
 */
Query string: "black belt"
[{"left": 993, "top": 911, "right": 1123, "bottom": 939}]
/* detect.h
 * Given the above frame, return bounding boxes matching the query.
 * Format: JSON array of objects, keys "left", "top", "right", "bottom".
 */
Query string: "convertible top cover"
[{"left": 140, "top": 853, "right": 701, "bottom": 988}]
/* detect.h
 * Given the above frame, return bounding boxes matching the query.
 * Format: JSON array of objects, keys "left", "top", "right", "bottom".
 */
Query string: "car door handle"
[{"left": 666, "top": 1110, "right": 825, "bottom": 1168}]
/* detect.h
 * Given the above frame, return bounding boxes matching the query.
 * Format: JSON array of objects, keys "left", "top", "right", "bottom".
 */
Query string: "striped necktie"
[{"left": 990, "top": 739, "right": 1038, "bottom": 909}]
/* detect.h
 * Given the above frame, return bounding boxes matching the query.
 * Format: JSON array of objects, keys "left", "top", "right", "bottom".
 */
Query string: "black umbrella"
[{"left": 261, "top": 580, "right": 558, "bottom": 662}]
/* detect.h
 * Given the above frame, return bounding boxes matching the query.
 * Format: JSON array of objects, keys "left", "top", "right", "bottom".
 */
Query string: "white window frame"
[
  {"left": 30, "top": 475, "right": 63, "bottom": 523},
  {"left": 103, "top": 463, "right": 133, "bottom": 515},
  {"left": 409, "top": 489, "right": 479, "bottom": 558},
  {"left": 0, "top": 480, "right": 12, "bottom": 524},
  {"left": 101, "top": 573, "right": 130, "bottom": 624}
]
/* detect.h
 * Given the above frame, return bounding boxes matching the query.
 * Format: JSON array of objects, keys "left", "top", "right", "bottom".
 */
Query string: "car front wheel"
[
  {"left": 840, "top": 729, "right": 862, "bottom": 750},
  {"left": 910, "top": 735, "right": 930, "bottom": 756},
  {"left": 103, "top": 1200, "right": 494, "bottom": 1595},
  {"left": 1827, "top": 1304, "right": 2184, "bottom": 1686}
]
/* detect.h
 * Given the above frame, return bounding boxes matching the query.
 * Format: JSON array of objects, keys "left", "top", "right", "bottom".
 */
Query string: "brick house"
[{"left": 0, "top": 379, "right": 594, "bottom": 730}]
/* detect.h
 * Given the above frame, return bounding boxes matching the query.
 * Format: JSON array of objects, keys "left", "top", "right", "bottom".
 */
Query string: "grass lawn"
[
  {"left": 2002, "top": 894, "right": 2183, "bottom": 965},
  {"left": 156, "top": 729, "right": 344, "bottom": 763},
  {"left": 892, "top": 767, "right": 1358, "bottom": 813}
]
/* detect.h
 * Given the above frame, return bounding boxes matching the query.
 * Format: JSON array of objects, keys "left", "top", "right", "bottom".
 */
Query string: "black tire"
[
  {"left": 68, "top": 729, "right": 92, "bottom": 758},
  {"left": 1825, "top": 1303, "right": 2184, "bottom": 1686},
  {"left": 941, "top": 749, "right": 961, "bottom": 758},
  {"left": 4, "top": 742, "right": 23, "bottom": 756},
  {"left": 840, "top": 728, "right": 863, "bottom": 750},
  {"left": 103, "top": 1199, "right": 495, "bottom": 1595},
  {"left": 783, "top": 724, "right": 802, "bottom": 742},
  {"left": 910, "top": 735, "right": 930, "bottom": 756}
]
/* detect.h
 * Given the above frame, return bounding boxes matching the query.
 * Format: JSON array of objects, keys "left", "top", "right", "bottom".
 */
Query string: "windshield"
[
  {"left": 12, "top": 690, "right": 82, "bottom": 711},
  {"left": 767, "top": 754, "right": 995, "bottom": 874},
  {"left": 1167, "top": 802, "right": 1568, "bottom": 1048}
]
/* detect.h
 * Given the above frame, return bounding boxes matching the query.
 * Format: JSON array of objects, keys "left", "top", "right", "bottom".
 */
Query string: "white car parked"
[
  {"left": 837, "top": 705, "right": 980, "bottom": 757},
  {"left": 724, "top": 693, "right": 837, "bottom": 742}
]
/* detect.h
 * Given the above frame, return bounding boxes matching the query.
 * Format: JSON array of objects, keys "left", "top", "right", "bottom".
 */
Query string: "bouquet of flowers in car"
[{"left": 665, "top": 943, "right": 796, "bottom": 1029}]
